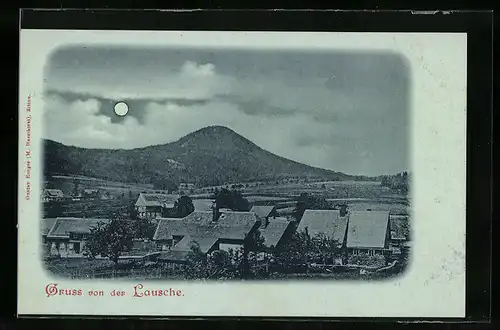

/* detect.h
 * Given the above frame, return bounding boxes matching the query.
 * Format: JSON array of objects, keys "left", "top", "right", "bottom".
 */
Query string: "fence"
[{"left": 67, "top": 267, "right": 175, "bottom": 280}]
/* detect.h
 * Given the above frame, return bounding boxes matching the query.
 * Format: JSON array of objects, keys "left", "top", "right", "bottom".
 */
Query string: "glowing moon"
[{"left": 114, "top": 101, "right": 129, "bottom": 116}]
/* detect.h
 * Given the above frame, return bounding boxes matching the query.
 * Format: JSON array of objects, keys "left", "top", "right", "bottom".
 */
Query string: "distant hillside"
[{"left": 43, "top": 125, "right": 358, "bottom": 187}]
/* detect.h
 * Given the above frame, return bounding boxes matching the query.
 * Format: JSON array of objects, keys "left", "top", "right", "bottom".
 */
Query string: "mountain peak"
[
  {"left": 176, "top": 125, "right": 252, "bottom": 151},
  {"left": 44, "top": 125, "right": 354, "bottom": 186},
  {"left": 194, "top": 125, "right": 238, "bottom": 135}
]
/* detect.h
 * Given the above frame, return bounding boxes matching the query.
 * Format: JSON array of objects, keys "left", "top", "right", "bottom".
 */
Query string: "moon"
[{"left": 114, "top": 101, "right": 129, "bottom": 116}]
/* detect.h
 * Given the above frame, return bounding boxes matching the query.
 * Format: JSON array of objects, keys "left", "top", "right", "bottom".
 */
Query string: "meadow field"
[{"left": 43, "top": 175, "right": 409, "bottom": 218}]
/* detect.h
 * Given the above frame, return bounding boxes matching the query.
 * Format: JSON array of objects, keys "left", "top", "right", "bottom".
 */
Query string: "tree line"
[
  {"left": 183, "top": 228, "right": 342, "bottom": 280},
  {"left": 380, "top": 171, "right": 410, "bottom": 194}
]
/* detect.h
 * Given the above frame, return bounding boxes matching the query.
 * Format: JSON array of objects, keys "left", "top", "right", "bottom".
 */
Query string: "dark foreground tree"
[
  {"left": 128, "top": 205, "right": 139, "bottom": 220},
  {"left": 184, "top": 242, "right": 207, "bottom": 279},
  {"left": 215, "top": 188, "right": 250, "bottom": 211},
  {"left": 292, "top": 193, "right": 331, "bottom": 222},
  {"left": 274, "top": 231, "right": 309, "bottom": 271},
  {"left": 44, "top": 201, "right": 63, "bottom": 218},
  {"left": 133, "top": 218, "right": 157, "bottom": 240},
  {"left": 184, "top": 230, "right": 265, "bottom": 280},
  {"left": 239, "top": 229, "right": 266, "bottom": 279},
  {"left": 184, "top": 243, "right": 239, "bottom": 280},
  {"left": 174, "top": 196, "right": 195, "bottom": 218},
  {"left": 84, "top": 219, "right": 136, "bottom": 264},
  {"left": 309, "top": 232, "right": 340, "bottom": 265},
  {"left": 205, "top": 250, "right": 238, "bottom": 280}
]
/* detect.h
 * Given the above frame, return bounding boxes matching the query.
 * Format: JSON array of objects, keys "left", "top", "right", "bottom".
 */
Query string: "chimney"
[
  {"left": 212, "top": 201, "right": 220, "bottom": 222},
  {"left": 340, "top": 204, "right": 348, "bottom": 217}
]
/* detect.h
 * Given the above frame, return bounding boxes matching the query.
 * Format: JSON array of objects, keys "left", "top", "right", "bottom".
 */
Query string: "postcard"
[{"left": 18, "top": 30, "right": 467, "bottom": 317}]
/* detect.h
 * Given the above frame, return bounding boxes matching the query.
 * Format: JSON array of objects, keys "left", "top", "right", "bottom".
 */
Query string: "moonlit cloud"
[
  {"left": 180, "top": 61, "right": 216, "bottom": 77},
  {"left": 45, "top": 57, "right": 237, "bottom": 101},
  {"left": 42, "top": 46, "right": 410, "bottom": 176}
]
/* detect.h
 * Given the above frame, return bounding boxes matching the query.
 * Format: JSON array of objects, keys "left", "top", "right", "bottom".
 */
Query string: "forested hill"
[{"left": 44, "top": 125, "right": 360, "bottom": 187}]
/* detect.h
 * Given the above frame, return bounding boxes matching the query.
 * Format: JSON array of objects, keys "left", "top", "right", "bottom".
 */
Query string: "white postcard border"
[{"left": 18, "top": 30, "right": 467, "bottom": 317}]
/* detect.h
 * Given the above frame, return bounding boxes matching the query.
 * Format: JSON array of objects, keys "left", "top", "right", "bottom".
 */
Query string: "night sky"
[{"left": 43, "top": 46, "right": 410, "bottom": 176}]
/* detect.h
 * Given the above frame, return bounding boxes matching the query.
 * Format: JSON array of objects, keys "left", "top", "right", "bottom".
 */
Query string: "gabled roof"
[
  {"left": 346, "top": 211, "right": 390, "bottom": 249},
  {"left": 44, "top": 189, "right": 64, "bottom": 197},
  {"left": 153, "top": 211, "right": 261, "bottom": 242},
  {"left": 250, "top": 205, "right": 276, "bottom": 218},
  {"left": 182, "top": 211, "right": 213, "bottom": 225},
  {"left": 297, "top": 210, "right": 347, "bottom": 243},
  {"left": 213, "top": 211, "right": 261, "bottom": 240},
  {"left": 153, "top": 219, "right": 199, "bottom": 240},
  {"left": 136, "top": 193, "right": 180, "bottom": 208},
  {"left": 41, "top": 218, "right": 57, "bottom": 236},
  {"left": 259, "top": 218, "right": 292, "bottom": 248},
  {"left": 46, "top": 217, "right": 111, "bottom": 239},
  {"left": 171, "top": 235, "right": 219, "bottom": 254}
]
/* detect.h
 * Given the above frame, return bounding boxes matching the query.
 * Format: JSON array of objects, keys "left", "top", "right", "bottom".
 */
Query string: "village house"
[
  {"left": 43, "top": 217, "right": 111, "bottom": 257},
  {"left": 41, "top": 218, "right": 58, "bottom": 244},
  {"left": 41, "top": 189, "right": 65, "bottom": 202},
  {"left": 41, "top": 218, "right": 58, "bottom": 257},
  {"left": 259, "top": 216, "right": 294, "bottom": 252},
  {"left": 297, "top": 209, "right": 349, "bottom": 264},
  {"left": 153, "top": 209, "right": 261, "bottom": 251},
  {"left": 153, "top": 206, "right": 273, "bottom": 264},
  {"left": 346, "top": 210, "right": 391, "bottom": 258},
  {"left": 135, "top": 193, "right": 180, "bottom": 220}
]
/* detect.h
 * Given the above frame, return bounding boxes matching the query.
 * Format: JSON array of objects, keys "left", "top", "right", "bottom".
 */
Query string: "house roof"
[
  {"left": 213, "top": 211, "right": 261, "bottom": 240},
  {"left": 171, "top": 235, "right": 219, "bottom": 254},
  {"left": 346, "top": 211, "right": 390, "bottom": 249},
  {"left": 259, "top": 218, "right": 291, "bottom": 248},
  {"left": 136, "top": 193, "right": 180, "bottom": 207},
  {"left": 250, "top": 205, "right": 276, "bottom": 218},
  {"left": 182, "top": 211, "right": 214, "bottom": 225},
  {"left": 153, "top": 211, "right": 261, "bottom": 242},
  {"left": 46, "top": 217, "right": 111, "bottom": 239},
  {"left": 390, "top": 216, "right": 409, "bottom": 240},
  {"left": 44, "top": 189, "right": 64, "bottom": 197},
  {"left": 41, "top": 218, "right": 57, "bottom": 236},
  {"left": 153, "top": 219, "right": 199, "bottom": 240},
  {"left": 297, "top": 209, "right": 348, "bottom": 243}
]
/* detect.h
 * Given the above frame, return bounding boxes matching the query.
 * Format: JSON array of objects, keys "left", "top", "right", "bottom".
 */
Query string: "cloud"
[
  {"left": 43, "top": 91, "right": 407, "bottom": 176},
  {"left": 180, "top": 61, "right": 215, "bottom": 77},
  {"left": 43, "top": 91, "right": 353, "bottom": 167},
  {"left": 43, "top": 94, "right": 142, "bottom": 148},
  {"left": 43, "top": 57, "right": 409, "bottom": 176},
  {"left": 45, "top": 60, "right": 238, "bottom": 102}
]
